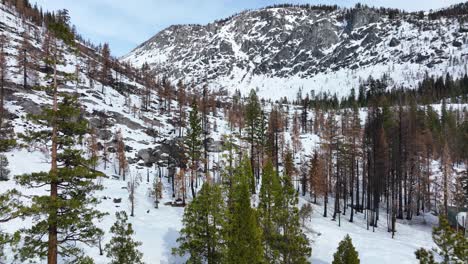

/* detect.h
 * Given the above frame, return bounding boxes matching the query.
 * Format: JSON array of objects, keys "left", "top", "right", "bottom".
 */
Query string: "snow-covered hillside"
[
  {"left": 1, "top": 1, "right": 466, "bottom": 264},
  {"left": 123, "top": 3, "right": 468, "bottom": 100}
]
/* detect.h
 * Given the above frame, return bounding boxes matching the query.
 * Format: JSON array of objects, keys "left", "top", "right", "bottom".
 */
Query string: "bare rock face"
[{"left": 123, "top": 4, "right": 468, "bottom": 94}]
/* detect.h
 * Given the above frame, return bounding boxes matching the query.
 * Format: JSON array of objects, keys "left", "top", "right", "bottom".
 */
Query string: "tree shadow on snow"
[{"left": 161, "top": 227, "right": 187, "bottom": 264}]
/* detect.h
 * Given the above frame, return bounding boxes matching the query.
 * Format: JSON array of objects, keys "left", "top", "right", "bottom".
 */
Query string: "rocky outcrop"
[
  {"left": 136, "top": 139, "right": 186, "bottom": 167},
  {"left": 123, "top": 4, "right": 468, "bottom": 91}
]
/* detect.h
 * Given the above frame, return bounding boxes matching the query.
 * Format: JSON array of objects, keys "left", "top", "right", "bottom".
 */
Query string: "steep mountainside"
[{"left": 123, "top": 3, "right": 468, "bottom": 99}]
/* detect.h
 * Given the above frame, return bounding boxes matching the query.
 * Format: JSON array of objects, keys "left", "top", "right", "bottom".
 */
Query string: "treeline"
[
  {"left": 350, "top": 73, "right": 468, "bottom": 107},
  {"left": 289, "top": 73, "right": 468, "bottom": 111},
  {"left": 1, "top": 0, "right": 143, "bottom": 89},
  {"left": 264, "top": 4, "right": 338, "bottom": 12},
  {"left": 345, "top": 3, "right": 406, "bottom": 20},
  {"left": 428, "top": 2, "right": 468, "bottom": 20},
  {"left": 2, "top": 0, "right": 69, "bottom": 29}
]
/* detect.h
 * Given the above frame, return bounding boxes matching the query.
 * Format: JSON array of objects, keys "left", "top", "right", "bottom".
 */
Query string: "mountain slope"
[{"left": 123, "top": 3, "right": 468, "bottom": 100}]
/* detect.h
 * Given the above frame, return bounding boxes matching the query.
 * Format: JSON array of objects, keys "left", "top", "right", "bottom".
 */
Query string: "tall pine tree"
[
  {"left": 173, "top": 183, "right": 226, "bottom": 263},
  {"left": 226, "top": 156, "right": 264, "bottom": 264},
  {"left": 16, "top": 95, "right": 105, "bottom": 263},
  {"left": 105, "top": 211, "right": 144, "bottom": 264},
  {"left": 258, "top": 160, "right": 282, "bottom": 262},
  {"left": 185, "top": 99, "right": 202, "bottom": 198}
]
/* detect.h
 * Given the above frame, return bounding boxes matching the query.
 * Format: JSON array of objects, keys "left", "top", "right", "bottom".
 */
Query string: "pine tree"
[
  {"left": 226, "top": 156, "right": 264, "bottom": 264},
  {"left": 332, "top": 235, "right": 360, "bottom": 264},
  {"left": 100, "top": 43, "right": 111, "bottom": 93},
  {"left": 185, "top": 100, "right": 202, "bottom": 198},
  {"left": 415, "top": 216, "right": 468, "bottom": 264},
  {"left": 258, "top": 160, "right": 282, "bottom": 262},
  {"left": 173, "top": 183, "right": 226, "bottom": 263},
  {"left": 283, "top": 148, "right": 296, "bottom": 186},
  {"left": 277, "top": 172, "right": 311, "bottom": 264},
  {"left": 16, "top": 96, "right": 105, "bottom": 263},
  {"left": 15, "top": 31, "right": 36, "bottom": 89},
  {"left": 321, "top": 110, "right": 339, "bottom": 217},
  {"left": 105, "top": 211, "right": 144, "bottom": 264},
  {"left": 0, "top": 189, "right": 22, "bottom": 258},
  {"left": 245, "top": 89, "right": 262, "bottom": 193},
  {"left": 440, "top": 142, "right": 452, "bottom": 216}
]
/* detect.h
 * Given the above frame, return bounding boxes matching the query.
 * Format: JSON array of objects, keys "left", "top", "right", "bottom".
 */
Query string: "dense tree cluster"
[{"left": 173, "top": 157, "right": 311, "bottom": 263}]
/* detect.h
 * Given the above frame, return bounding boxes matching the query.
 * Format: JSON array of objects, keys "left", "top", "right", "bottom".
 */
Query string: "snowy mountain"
[{"left": 123, "top": 3, "right": 468, "bottom": 100}]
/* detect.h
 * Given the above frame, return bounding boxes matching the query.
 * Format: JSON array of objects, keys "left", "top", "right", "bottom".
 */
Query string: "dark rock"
[
  {"left": 415, "top": 53, "right": 430, "bottom": 63},
  {"left": 389, "top": 37, "right": 400, "bottom": 47},
  {"left": 453, "top": 40, "right": 463, "bottom": 47}
]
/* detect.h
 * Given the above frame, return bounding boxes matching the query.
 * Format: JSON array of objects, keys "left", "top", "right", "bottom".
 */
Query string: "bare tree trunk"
[{"left": 48, "top": 53, "right": 58, "bottom": 264}]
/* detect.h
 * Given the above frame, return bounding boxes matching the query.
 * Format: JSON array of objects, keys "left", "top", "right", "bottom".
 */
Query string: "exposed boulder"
[{"left": 389, "top": 37, "right": 400, "bottom": 47}]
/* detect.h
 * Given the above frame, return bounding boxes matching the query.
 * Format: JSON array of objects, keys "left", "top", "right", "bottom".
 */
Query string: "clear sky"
[{"left": 33, "top": 0, "right": 466, "bottom": 57}]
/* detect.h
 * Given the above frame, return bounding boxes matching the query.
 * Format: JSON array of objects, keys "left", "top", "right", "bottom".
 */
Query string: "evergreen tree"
[
  {"left": 226, "top": 156, "right": 263, "bottom": 264},
  {"left": 0, "top": 189, "right": 21, "bottom": 259},
  {"left": 100, "top": 43, "right": 111, "bottom": 93},
  {"left": 173, "top": 183, "right": 226, "bottom": 263},
  {"left": 245, "top": 89, "right": 262, "bottom": 193},
  {"left": 15, "top": 31, "right": 36, "bottom": 89},
  {"left": 277, "top": 172, "right": 311, "bottom": 264},
  {"left": 258, "top": 160, "right": 282, "bottom": 262},
  {"left": 332, "top": 235, "right": 360, "bottom": 264},
  {"left": 16, "top": 96, "right": 105, "bottom": 263},
  {"left": 415, "top": 216, "right": 468, "bottom": 264},
  {"left": 185, "top": 100, "right": 202, "bottom": 198},
  {"left": 105, "top": 211, "right": 144, "bottom": 264}
]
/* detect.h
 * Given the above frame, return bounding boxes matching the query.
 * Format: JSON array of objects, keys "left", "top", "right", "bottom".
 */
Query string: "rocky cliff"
[{"left": 123, "top": 3, "right": 468, "bottom": 99}]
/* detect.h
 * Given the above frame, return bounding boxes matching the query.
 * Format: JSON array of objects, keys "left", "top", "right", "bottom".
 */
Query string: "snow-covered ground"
[
  {"left": 1, "top": 147, "right": 437, "bottom": 264},
  {"left": 301, "top": 197, "right": 436, "bottom": 264}
]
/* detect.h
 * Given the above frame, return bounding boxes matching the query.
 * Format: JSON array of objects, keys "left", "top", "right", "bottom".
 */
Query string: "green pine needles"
[
  {"left": 105, "top": 211, "right": 144, "bottom": 264},
  {"left": 15, "top": 95, "right": 106, "bottom": 263},
  {"left": 415, "top": 216, "right": 468, "bottom": 264},
  {"left": 332, "top": 235, "right": 360, "bottom": 264},
  {"left": 173, "top": 157, "right": 311, "bottom": 263},
  {"left": 173, "top": 183, "right": 226, "bottom": 263}
]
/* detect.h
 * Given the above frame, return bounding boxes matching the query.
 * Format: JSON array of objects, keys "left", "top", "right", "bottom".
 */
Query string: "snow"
[
  {"left": 123, "top": 6, "right": 468, "bottom": 101},
  {"left": 456, "top": 212, "right": 467, "bottom": 228},
  {"left": 301, "top": 198, "right": 436, "bottom": 264},
  {"left": 0, "top": 147, "right": 439, "bottom": 264}
]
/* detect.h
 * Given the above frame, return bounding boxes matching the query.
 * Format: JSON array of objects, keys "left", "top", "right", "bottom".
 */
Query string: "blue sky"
[{"left": 34, "top": 0, "right": 466, "bottom": 57}]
